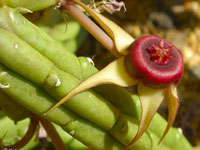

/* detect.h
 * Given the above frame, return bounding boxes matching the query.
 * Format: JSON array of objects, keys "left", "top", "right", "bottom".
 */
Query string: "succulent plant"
[
  {"left": 0, "top": 0, "right": 192, "bottom": 149},
  {"left": 47, "top": 0, "right": 184, "bottom": 148}
]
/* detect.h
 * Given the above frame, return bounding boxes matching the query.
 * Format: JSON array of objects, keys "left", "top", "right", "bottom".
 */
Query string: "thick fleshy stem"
[{"left": 61, "top": 0, "right": 117, "bottom": 56}]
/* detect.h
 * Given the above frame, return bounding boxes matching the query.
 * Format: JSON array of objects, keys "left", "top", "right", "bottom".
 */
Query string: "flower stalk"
[
  {"left": 39, "top": 116, "right": 66, "bottom": 150},
  {"left": 61, "top": 0, "right": 117, "bottom": 56}
]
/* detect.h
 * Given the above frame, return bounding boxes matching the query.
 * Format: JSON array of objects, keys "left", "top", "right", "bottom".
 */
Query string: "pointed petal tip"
[
  {"left": 45, "top": 104, "right": 60, "bottom": 115},
  {"left": 45, "top": 92, "right": 75, "bottom": 115},
  {"left": 126, "top": 132, "right": 143, "bottom": 148},
  {"left": 158, "top": 85, "right": 179, "bottom": 144},
  {"left": 46, "top": 56, "right": 138, "bottom": 115},
  {"left": 127, "top": 83, "right": 166, "bottom": 148}
]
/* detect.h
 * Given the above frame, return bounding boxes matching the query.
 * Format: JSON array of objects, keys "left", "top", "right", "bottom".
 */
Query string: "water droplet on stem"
[
  {"left": 14, "top": 44, "right": 19, "bottom": 49},
  {"left": 69, "top": 130, "right": 75, "bottom": 135}
]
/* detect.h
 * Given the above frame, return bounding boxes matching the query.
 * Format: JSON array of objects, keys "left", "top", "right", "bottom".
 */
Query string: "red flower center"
[
  {"left": 147, "top": 40, "right": 172, "bottom": 65},
  {"left": 125, "top": 35, "right": 184, "bottom": 88}
]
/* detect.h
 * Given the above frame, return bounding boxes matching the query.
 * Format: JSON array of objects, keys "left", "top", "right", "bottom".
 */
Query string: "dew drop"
[
  {"left": 14, "top": 44, "right": 19, "bottom": 49},
  {"left": 87, "top": 57, "right": 95, "bottom": 66},
  {"left": 178, "top": 127, "right": 183, "bottom": 134},
  {"left": 55, "top": 78, "right": 61, "bottom": 87},
  {"left": 9, "top": 12, "right": 14, "bottom": 20},
  {"left": 0, "top": 71, "right": 7, "bottom": 76},
  {"left": 88, "top": 94, "right": 91, "bottom": 98},
  {"left": 0, "top": 83, "right": 10, "bottom": 89},
  {"left": 54, "top": 2, "right": 61, "bottom": 10},
  {"left": 46, "top": 74, "right": 61, "bottom": 87},
  {"left": 69, "top": 130, "right": 75, "bottom": 135},
  {"left": 17, "top": 7, "right": 33, "bottom": 13},
  {"left": 27, "top": 9, "right": 33, "bottom": 13}
]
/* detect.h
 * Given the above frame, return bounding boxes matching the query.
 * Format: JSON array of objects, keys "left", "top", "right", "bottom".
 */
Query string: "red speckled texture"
[{"left": 130, "top": 35, "right": 184, "bottom": 88}]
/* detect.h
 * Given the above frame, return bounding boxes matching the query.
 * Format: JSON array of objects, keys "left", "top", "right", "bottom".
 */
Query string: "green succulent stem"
[
  {"left": 0, "top": 0, "right": 58, "bottom": 12},
  {"left": 0, "top": 5, "right": 192, "bottom": 150},
  {"left": 0, "top": 63, "right": 124, "bottom": 150},
  {"left": 0, "top": 9, "right": 121, "bottom": 130},
  {"left": 0, "top": 6, "right": 82, "bottom": 80},
  {"left": 0, "top": 91, "right": 30, "bottom": 121}
]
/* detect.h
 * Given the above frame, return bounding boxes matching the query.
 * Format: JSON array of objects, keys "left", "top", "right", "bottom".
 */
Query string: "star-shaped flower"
[{"left": 47, "top": 1, "right": 184, "bottom": 148}]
